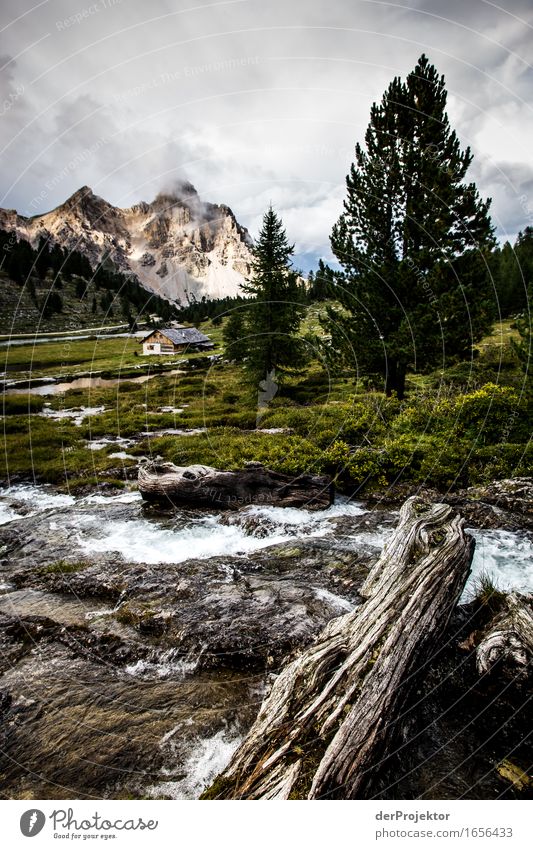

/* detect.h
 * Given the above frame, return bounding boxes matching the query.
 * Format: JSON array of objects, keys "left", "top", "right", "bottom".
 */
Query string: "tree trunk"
[
  {"left": 385, "top": 361, "right": 406, "bottom": 399},
  {"left": 202, "top": 496, "right": 474, "bottom": 799},
  {"left": 138, "top": 460, "right": 334, "bottom": 510}
]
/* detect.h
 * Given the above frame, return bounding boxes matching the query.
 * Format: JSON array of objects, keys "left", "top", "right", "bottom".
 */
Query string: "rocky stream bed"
[{"left": 0, "top": 480, "right": 531, "bottom": 800}]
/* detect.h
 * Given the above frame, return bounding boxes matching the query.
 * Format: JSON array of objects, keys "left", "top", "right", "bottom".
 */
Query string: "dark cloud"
[
  {"left": 473, "top": 160, "right": 533, "bottom": 239},
  {"left": 1, "top": 0, "right": 531, "bottom": 264}
]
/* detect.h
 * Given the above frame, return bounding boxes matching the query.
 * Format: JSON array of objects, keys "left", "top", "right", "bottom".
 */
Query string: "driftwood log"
[
  {"left": 202, "top": 497, "right": 475, "bottom": 799},
  {"left": 476, "top": 593, "right": 533, "bottom": 678},
  {"left": 138, "top": 460, "right": 334, "bottom": 509}
]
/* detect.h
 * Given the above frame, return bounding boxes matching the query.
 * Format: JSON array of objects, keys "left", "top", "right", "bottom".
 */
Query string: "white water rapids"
[
  {"left": 0, "top": 483, "right": 531, "bottom": 799},
  {"left": 0, "top": 484, "right": 532, "bottom": 593}
]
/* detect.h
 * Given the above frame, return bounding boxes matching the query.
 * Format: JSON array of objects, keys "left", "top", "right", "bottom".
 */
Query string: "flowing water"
[
  {"left": 0, "top": 329, "right": 148, "bottom": 347},
  {"left": 0, "top": 483, "right": 531, "bottom": 799},
  {"left": 463, "top": 528, "right": 533, "bottom": 597},
  {"left": 40, "top": 404, "right": 106, "bottom": 425},
  {"left": 75, "top": 497, "right": 370, "bottom": 564},
  {"left": 3, "top": 368, "right": 186, "bottom": 396}
]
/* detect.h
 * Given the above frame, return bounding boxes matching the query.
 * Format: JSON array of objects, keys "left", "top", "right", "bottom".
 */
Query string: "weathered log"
[
  {"left": 202, "top": 496, "right": 474, "bottom": 799},
  {"left": 476, "top": 592, "right": 533, "bottom": 677},
  {"left": 138, "top": 460, "right": 334, "bottom": 509}
]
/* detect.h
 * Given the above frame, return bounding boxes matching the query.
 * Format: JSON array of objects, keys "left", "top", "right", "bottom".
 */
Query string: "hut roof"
[{"left": 143, "top": 327, "right": 211, "bottom": 345}]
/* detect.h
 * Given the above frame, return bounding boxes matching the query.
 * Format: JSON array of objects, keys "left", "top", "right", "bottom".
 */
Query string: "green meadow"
[{"left": 1, "top": 315, "right": 530, "bottom": 493}]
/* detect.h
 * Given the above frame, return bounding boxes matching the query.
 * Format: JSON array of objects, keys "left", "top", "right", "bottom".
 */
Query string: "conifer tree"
[
  {"left": 326, "top": 54, "right": 495, "bottom": 398},
  {"left": 222, "top": 308, "right": 248, "bottom": 362},
  {"left": 494, "top": 228, "right": 533, "bottom": 316},
  {"left": 309, "top": 259, "right": 335, "bottom": 301},
  {"left": 35, "top": 236, "right": 50, "bottom": 280},
  {"left": 9, "top": 238, "right": 34, "bottom": 285},
  {"left": 241, "top": 206, "right": 304, "bottom": 384}
]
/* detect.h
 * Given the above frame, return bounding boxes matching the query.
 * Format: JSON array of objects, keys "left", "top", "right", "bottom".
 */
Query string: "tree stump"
[
  {"left": 138, "top": 460, "right": 334, "bottom": 509},
  {"left": 202, "top": 496, "right": 475, "bottom": 799},
  {"left": 476, "top": 593, "right": 533, "bottom": 678}
]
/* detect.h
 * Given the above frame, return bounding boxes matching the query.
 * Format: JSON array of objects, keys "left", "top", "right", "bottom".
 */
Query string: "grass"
[
  {"left": 1, "top": 316, "right": 530, "bottom": 493},
  {"left": 2, "top": 395, "right": 47, "bottom": 414},
  {"left": 0, "top": 316, "right": 225, "bottom": 380},
  {"left": 473, "top": 572, "right": 509, "bottom": 615},
  {"left": 477, "top": 319, "right": 520, "bottom": 351},
  {"left": 1, "top": 336, "right": 187, "bottom": 379}
]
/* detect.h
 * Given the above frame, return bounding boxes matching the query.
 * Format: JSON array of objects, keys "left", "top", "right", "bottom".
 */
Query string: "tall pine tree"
[
  {"left": 326, "top": 54, "right": 495, "bottom": 398},
  {"left": 241, "top": 206, "right": 305, "bottom": 384},
  {"left": 308, "top": 259, "right": 336, "bottom": 301}
]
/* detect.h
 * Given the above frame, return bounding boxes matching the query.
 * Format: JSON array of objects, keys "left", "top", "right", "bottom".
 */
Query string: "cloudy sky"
[{"left": 1, "top": 0, "right": 532, "bottom": 269}]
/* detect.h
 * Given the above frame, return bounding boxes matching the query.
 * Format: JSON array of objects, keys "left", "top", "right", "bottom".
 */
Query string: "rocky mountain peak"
[
  {"left": 69, "top": 184, "right": 94, "bottom": 199},
  {"left": 62, "top": 185, "right": 99, "bottom": 210},
  {"left": 0, "top": 183, "right": 254, "bottom": 304}
]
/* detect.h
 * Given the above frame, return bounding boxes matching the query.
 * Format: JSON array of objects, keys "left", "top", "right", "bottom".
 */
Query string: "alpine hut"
[{"left": 141, "top": 327, "right": 214, "bottom": 355}]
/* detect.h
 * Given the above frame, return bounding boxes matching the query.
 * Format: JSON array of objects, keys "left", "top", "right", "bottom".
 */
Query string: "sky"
[{"left": 1, "top": 0, "right": 532, "bottom": 270}]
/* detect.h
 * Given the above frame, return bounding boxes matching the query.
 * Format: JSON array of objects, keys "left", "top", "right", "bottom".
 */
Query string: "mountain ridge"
[{"left": 0, "top": 182, "right": 253, "bottom": 304}]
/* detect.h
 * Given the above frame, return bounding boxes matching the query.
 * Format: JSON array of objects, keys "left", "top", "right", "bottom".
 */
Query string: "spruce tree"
[
  {"left": 309, "top": 259, "right": 335, "bottom": 301},
  {"left": 42, "top": 290, "right": 62, "bottom": 317},
  {"left": 9, "top": 238, "right": 34, "bottom": 285},
  {"left": 35, "top": 236, "right": 50, "bottom": 280},
  {"left": 492, "top": 230, "right": 531, "bottom": 318},
  {"left": 241, "top": 206, "right": 304, "bottom": 384},
  {"left": 222, "top": 308, "right": 248, "bottom": 362},
  {"left": 326, "top": 54, "right": 495, "bottom": 398}
]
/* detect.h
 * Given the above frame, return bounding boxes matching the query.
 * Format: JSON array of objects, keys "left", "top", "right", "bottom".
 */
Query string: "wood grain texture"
[
  {"left": 476, "top": 593, "right": 533, "bottom": 677},
  {"left": 203, "top": 496, "right": 475, "bottom": 799},
  {"left": 138, "top": 460, "right": 334, "bottom": 509}
]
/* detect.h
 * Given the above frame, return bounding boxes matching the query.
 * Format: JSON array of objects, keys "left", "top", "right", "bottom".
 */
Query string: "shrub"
[
  {"left": 412, "top": 435, "right": 472, "bottom": 489},
  {"left": 449, "top": 383, "right": 524, "bottom": 443}
]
